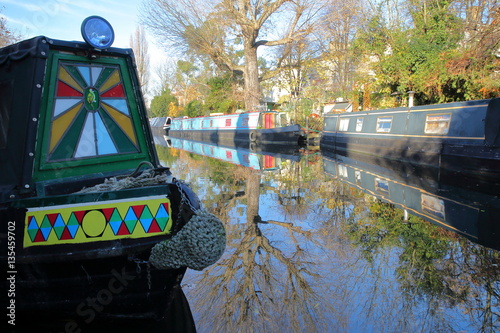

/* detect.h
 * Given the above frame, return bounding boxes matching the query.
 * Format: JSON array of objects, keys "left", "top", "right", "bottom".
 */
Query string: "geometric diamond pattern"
[
  {"left": 155, "top": 203, "right": 170, "bottom": 232},
  {"left": 25, "top": 202, "right": 171, "bottom": 244}
]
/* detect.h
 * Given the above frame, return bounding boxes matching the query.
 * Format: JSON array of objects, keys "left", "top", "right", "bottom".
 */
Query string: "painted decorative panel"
[
  {"left": 24, "top": 196, "right": 172, "bottom": 247},
  {"left": 48, "top": 61, "right": 139, "bottom": 161}
]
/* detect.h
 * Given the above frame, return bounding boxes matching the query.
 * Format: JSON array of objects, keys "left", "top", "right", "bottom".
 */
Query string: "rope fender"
[{"left": 149, "top": 209, "right": 226, "bottom": 271}]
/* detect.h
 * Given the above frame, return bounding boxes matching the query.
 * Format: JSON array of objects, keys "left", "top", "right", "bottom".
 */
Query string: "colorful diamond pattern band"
[
  {"left": 48, "top": 61, "right": 139, "bottom": 161},
  {"left": 24, "top": 197, "right": 172, "bottom": 248}
]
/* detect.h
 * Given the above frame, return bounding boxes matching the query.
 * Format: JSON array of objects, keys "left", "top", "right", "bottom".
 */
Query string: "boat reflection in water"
[
  {"left": 322, "top": 150, "right": 500, "bottom": 250},
  {"left": 163, "top": 136, "right": 305, "bottom": 171}
]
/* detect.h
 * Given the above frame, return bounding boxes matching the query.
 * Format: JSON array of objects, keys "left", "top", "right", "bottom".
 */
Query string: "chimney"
[{"left": 407, "top": 91, "right": 415, "bottom": 107}]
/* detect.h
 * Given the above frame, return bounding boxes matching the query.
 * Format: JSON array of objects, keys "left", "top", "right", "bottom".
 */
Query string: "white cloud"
[
  {"left": 1, "top": 0, "right": 41, "bottom": 12},
  {"left": 0, "top": 13, "right": 29, "bottom": 27},
  {"left": 56, "top": 0, "right": 135, "bottom": 19}
]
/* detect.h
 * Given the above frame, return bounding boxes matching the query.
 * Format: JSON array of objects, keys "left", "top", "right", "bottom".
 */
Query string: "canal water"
[{"left": 155, "top": 135, "right": 500, "bottom": 333}]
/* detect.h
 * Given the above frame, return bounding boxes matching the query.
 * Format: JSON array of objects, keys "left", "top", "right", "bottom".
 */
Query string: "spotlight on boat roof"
[{"left": 81, "top": 16, "right": 114, "bottom": 49}]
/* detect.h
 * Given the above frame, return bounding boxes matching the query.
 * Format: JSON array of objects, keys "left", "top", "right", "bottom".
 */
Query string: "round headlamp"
[{"left": 81, "top": 16, "right": 114, "bottom": 49}]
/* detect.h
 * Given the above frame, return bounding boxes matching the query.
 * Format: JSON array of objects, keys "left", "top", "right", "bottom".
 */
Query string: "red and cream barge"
[{"left": 0, "top": 17, "right": 225, "bottom": 325}]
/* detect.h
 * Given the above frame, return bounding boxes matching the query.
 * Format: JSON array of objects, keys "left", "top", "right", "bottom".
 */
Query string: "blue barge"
[{"left": 321, "top": 98, "right": 500, "bottom": 178}]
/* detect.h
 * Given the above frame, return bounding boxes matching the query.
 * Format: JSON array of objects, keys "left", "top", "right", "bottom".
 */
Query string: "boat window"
[
  {"left": 338, "top": 164, "right": 348, "bottom": 177},
  {"left": 339, "top": 118, "right": 350, "bottom": 131},
  {"left": 421, "top": 193, "right": 445, "bottom": 219},
  {"left": 424, "top": 113, "right": 451, "bottom": 135},
  {"left": 279, "top": 113, "right": 288, "bottom": 126},
  {"left": 376, "top": 116, "right": 392, "bottom": 133},
  {"left": 356, "top": 117, "right": 363, "bottom": 132},
  {"left": 355, "top": 170, "right": 361, "bottom": 184},
  {"left": 375, "top": 178, "right": 389, "bottom": 195}
]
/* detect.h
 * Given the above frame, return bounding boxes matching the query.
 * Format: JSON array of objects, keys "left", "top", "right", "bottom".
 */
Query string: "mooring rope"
[{"left": 76, "top": 163, "right": 172, "bottom": 193}]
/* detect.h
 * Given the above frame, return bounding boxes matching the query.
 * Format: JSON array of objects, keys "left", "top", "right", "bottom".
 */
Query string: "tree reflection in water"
[
  {"left": 158, "top": 146, "right": 500, "bottom": 332},
  {"left": 184, "top": 168, "right": 337, "bottom": 332}
]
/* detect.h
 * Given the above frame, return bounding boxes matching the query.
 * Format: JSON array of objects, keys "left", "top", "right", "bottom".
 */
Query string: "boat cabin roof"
[{"left": 172, "top": 109, "right": 286, "bottom": 121}]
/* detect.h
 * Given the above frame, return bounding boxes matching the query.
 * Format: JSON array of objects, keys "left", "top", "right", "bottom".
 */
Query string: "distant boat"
[
  {"left": 321, "top": 98, "right": 500, "bottom": 179},
  {"left": 149, "top": 116, "right": 169, "bottom": 130},
  {"left": 167, "top": 110, "right": 306, "bottom": 145}
]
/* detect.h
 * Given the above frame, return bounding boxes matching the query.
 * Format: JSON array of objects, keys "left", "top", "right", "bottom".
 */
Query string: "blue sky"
[
  {"left": 1, "top": 0, "right": 167, "bottom": 92},
  {"left": 1, "top": 0, "right": 142, "bottom": 47}
]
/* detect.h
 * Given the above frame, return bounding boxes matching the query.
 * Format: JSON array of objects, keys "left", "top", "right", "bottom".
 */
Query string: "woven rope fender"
[{"left": 149, "top": 209, "right": 226, "bottom": 271}]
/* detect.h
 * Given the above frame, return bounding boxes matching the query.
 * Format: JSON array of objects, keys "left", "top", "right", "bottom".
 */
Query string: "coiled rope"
[{"left": 77, "top": 162, "right": 172, "bottom": 193}]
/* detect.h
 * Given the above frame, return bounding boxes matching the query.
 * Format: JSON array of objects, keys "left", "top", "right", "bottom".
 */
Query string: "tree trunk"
[
  {"left": 244, "top": 39, "right": 261, "bottom": 110},
  {"left": 245, "top": 171, "right": 261, "bottom": 224}
]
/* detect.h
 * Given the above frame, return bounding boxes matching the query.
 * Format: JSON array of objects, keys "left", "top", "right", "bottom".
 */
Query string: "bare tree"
[
  {"left": 141, "top": 0, "right": 324, "bottom": 110},
  {"left": 129, "top": 25, "right": 150, "bottom": 99},
  {"left": 313, "top": 0, "right": 364, "bottom": 97},
  {"left": 152, "top": 59, "right": 177, "bottom": 96},
  {"left": 0, "top": 9, "right": 21, "bottom": 47},
  {"left": 271, "top": 40, "right": 317, "bottom": 101}
]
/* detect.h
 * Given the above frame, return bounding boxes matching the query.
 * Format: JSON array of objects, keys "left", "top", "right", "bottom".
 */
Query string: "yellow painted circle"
[{"left": 81, "top": 210, "right": 106, "bottom": 237}]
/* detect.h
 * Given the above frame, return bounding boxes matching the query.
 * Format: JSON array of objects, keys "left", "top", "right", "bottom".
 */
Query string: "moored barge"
[
  {"left": 321, "top": 98, "right": 500, "bottom": 178},
  {"left": 167, "top": 110, "right": 306, "bottom": 145}
]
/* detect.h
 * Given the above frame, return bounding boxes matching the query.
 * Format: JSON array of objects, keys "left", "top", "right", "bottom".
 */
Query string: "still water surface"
[{"left": 155, "top": 136, "right": 500, "bottom": 333}]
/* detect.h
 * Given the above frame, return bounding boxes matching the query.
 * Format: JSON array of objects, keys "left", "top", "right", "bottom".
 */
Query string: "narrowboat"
[
  {"left": 322, "top": 150, "right": 500, "bottom": 250},
  {"left": 167, "top": 110, "right": 306, "bottom": 145},
  {"left": 321, "top": 98, "right": 500, "bottom": 178},
  {"left": 149, "top": 116, "right": 169, "bottom": 131},
  {"left": 0, "top": 17, "right": 225, "bottom": 324}
]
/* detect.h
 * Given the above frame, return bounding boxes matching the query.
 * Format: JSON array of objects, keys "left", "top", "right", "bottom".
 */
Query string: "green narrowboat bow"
[
  {"left": 321, "top": 98, "right": 500, "bottom": 179},
  {"left": 0, "top": 17, "right": 225, "bottom": 323}
]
